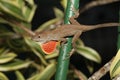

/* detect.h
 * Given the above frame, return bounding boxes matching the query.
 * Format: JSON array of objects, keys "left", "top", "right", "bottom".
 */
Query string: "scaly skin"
[
  {"left": 32, "top": 0, "right": 120, "bottom": 44},
  {"left": 32, "top": 0, "right": 120, "bottom": 55},
  {"left": 32, "top": 23, "right": 120, "bottom": 44}
]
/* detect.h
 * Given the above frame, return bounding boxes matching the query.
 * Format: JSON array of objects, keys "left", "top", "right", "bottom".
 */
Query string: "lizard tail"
[{"left": 84, "top": 23, "right": 120, "bottom": 31}]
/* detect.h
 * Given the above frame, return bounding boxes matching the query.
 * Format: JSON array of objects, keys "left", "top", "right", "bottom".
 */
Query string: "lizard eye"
[{"left": 38, "top": 35, "right": 41, "bottom": 38}]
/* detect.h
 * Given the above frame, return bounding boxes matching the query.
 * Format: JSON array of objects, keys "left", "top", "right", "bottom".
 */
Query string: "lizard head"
[{"left": 31, "top": 31, "right": 51, "bottom": 44}]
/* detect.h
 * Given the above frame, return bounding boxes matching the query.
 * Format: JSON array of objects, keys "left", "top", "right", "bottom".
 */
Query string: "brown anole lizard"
[
  {"left": 32, "top": 16, "right": 120, "bottom": 48},
  {"left": 31, "top": 0, "right": 120, "bottom": 55},
  {"left": 32, "top": 0, "right": 120, "bottom": 45}
]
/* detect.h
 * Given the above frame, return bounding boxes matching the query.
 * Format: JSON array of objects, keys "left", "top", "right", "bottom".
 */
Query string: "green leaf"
[
  {"left": 24, "top": 37, "right": 48, "bottom": 66},
  {"left": 28, "top": 63, "right": 56, "bottom": 80},
  {"left": 0, "top": 52, "right": 17, "bottom": 64},
  {"left": 0, "top": 72, "right": 9, "bottom": 80},
  {"left": 25, "top": 0, "right": 34, "bottom": 5},
  {"left": 12, "top": 22, "right": 31, "bottom": 34},
  {"left": 0, "top": 16, "right": 8, "bottom": 23},
  {"left": 110, "top": 49, "right": 120, "bottom": 78},
  {"left": 7, "top": 38, "right": 28, "bottom": 52},
  {"left": 0, "top": 48, "right": 9, "bottom": 55},
  {"left": 35, "top": 18, "right": 61, "bottom": 32},
  {"left": 22, "top": 3, "right": 36, "bottom": 22},
  {"left": 0, "top": 24, "right": 15, "bottom": 37},
  {"left": 0, "top": 0, "right": 36, "bottom": 22},
  {"left": 76, "top": 39, "right": 85, "bottom": 47},
  {"left": 0, "top": 59, "right": 31, "bottom": 71},
  {"left": 35, "top": 7, "right": 63, "bottom": 32},
  {"left": 0, "top": 0, "right": 24, "bottom": 21},
  {"left": 85, "top": 60, "right": 94, "bottom": 73},
  {"left": 53, "top": 7, "right": 64, "bottom": 19},
  {"left": 60, "top": 0, "right": 67, "bottom": 9},
  {"left": 15, "top": 71, "right": 25, "bottom": 80},
  {"left": 24, "top": 37, "right": 44, "bottom": 54},
  {"left": 45, "top": 52, "right": 59, "bottom": 60},
  {"left": 76, "top": 46, "right": 101, "bottom": 63}
]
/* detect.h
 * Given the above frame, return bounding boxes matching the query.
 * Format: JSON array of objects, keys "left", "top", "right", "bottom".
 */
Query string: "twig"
[
  {"left": 88, "top": 57, "right": 114, "bottom": 80},
  {"left": 71, "top": 65, "right": 86, "bottom": 80},
  {"left": 79, "top": 0, "right": 119, "bottom": 15},
  {"left": 12, "top": 20, "right": 35, "bottom": 36},
  {"left": 0, "top": 14, "right": 35, "bottom": 36}
]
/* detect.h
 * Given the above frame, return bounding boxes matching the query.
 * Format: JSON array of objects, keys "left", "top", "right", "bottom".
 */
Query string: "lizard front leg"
[
  {"left": 59, "top": 38, "right": 67, "bottom": 44},
  {"left": 69, "top": 9, "right": 82, "bottom": 56},
  {"left": 69, "top": 6, "right": 81, "bottom": 25},
  {"left": 69, "top": 16, "right": 80, "bottom": 25},
  {"left": 70, "top": 0, "right": 80, "bottom": 19}
]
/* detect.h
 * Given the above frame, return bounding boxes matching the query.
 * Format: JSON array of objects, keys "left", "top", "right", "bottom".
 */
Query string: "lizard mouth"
[{"left": 31, "top": 36, "right": 41, "bottom": 42}]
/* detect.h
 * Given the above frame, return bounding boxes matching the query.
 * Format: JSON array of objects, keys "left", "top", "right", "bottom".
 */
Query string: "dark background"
[{"left": 32, "top": 0, "right": 120, "bottom": 79}]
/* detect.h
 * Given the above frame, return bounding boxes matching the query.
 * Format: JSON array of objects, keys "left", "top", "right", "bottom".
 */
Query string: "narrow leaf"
[
  {"left": 0, "top": 0, "right": 36, "bottom": 22},
  {"left": 0, "top": 0, "right": 24, "bottom": 20},
  {"left": 0, "top": 59, "right": 31, "bottom": 71},
  {"left": 35, "top": 18, "right": 61, "bottom": 32},
  {"left": 76, "top": 46, "right": 101, "bottom": 63},
  {"left": 22, "top": 4, "right": 36, "bottom": 22},
  {"left": 85, "top": 60, "right": 94, "bottom": 73},
  {"left": 36, "top": 7, "right": 63, "bottom": 32},
  {"left": 0, "top": 48, "right": 9, "bottom": 55},
  {"left": 24, "top": 37, "right": 44, "bottom": 54},
  {"left": 76, "top": 39, "right": 85, "bottom": 47},
  {"left": 15, "top": 71, "right": 25, "bottom": 80},
  {"left": 60, "top": 0, "right": 67, "bottom": 9},
  {"left": 24, "top": 37, "right": 48, "bottom": 66},
  {"left": 0, "top": 52, "right": 17, "bottom": 64},
  {"left": 53, "top": 7, "right": 64, "bottom": 18},
  {"left": 0, "top": 72, "right": 9, "bottom": 80},
  {"left": 28, "top": 63, "right": 56, "bottom": 80},
  {"left": 110, "top": 49, "right": 120, "bottom": 78}
]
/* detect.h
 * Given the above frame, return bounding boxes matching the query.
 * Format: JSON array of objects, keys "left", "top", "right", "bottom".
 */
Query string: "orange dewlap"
[{"left": 41, "top": 41, "right": 58, "bottom": 54}]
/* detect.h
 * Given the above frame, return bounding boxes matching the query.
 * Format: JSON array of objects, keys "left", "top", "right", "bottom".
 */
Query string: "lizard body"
[
  {"left": 32, "top": 0, "right": 120, "bottom": 55},
  {"left": 32, "top": 22, "right": 119, "bottom": 44},
  {"left": 32, "top": 0, "right": 120, "bottom": 44}
]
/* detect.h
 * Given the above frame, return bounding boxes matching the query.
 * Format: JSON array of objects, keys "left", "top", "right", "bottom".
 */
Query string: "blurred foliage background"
[{"left": 0, "top": 0, "right": 119, "bottom": 80}]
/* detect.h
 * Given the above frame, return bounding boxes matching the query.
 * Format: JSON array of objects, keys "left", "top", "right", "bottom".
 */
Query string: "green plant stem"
[
  {"left": 55, "top": 0, "right": 79, "bottom": 80},
  {"left": 118, "top": 11, "right": 120, "bottom": 49}
]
